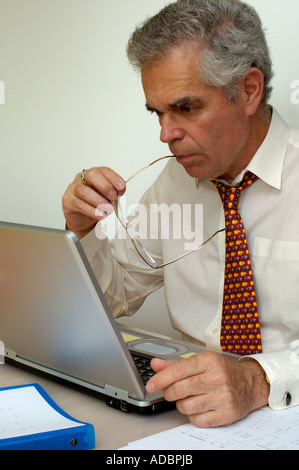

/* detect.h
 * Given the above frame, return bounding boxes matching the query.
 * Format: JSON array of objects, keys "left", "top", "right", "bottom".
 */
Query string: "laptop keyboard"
[{"left": 131, "top": 353, "right": 155, "bottom": 385}]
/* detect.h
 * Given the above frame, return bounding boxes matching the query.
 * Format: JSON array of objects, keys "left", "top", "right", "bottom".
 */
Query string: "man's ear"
[{"left": 241, "top": 67, "right": 265, "bottom": 116}]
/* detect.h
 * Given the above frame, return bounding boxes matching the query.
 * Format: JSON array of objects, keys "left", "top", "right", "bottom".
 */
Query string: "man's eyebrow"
[
  {"left": 170, "top": 96, "right": 205, "bottom": 110},
  {"left": 145, "top": 103, "right": 158, "bottom": 113},
  {"left": 145, "top": 96, "right": 205, "bottom": 114}
]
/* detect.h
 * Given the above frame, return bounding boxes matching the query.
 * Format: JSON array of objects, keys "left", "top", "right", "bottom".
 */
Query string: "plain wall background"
[{"left": 1, "top": 0, "right": 298, "bottom": 337}]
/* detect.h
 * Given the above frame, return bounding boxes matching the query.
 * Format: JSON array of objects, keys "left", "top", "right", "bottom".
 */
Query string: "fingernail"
[
  {"left": 115, "top": 180, "right": 125, "bottom": 191},
  {"left": 107, "top": 190, "right": 117, "bottom": 200},
  {"left": 146, "top": 381, "right": 156, "bottom": 393},
  {"left": 95, "top": 203, "right": 114, "bottom": 219},
  {"left": 95, "top": 208, "right": 105, "bottom": 219}
]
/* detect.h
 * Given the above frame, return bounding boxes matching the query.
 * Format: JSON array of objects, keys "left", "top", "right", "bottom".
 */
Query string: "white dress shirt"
[{"left": 81, "top": 109, "right": 299, "bottom": 411}]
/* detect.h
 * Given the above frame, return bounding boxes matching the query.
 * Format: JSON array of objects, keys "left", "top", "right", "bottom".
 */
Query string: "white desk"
[{"left": 0, "top": 360, "right": 188, "bottom": 450}]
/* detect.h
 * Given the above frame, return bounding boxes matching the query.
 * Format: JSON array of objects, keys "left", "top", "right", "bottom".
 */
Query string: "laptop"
[{"left": 0, "top": 221, "right": 225, "bottom": 414}]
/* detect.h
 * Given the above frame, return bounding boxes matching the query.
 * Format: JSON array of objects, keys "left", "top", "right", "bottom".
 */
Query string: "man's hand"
[
  {"left": 146, "top": 352, "right": 270, "bottom": 428},
  {"left": 62, "top": 167, "right": 126, "bottom": 239}
]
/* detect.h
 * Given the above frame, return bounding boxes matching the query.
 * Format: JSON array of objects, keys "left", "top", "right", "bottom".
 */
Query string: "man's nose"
[{"left": 159, "top": 114, "right": 185, "bottom": 144}]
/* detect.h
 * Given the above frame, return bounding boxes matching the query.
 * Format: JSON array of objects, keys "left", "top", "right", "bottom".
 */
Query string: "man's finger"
[
  {"left": 83, "top": 167, "right": 126, "bottom": 200},
  {"left": 146, "top": 353, "right": 211, "bottom": 394}
]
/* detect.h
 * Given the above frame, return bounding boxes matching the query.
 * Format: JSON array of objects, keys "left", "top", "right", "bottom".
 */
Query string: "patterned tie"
[{"left": 213, "top": 172, "right": 262, "bottom": 355}]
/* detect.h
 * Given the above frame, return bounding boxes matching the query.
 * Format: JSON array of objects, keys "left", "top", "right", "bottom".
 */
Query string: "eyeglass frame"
[{"left": 111, "top": 156, "right": 225, "bottom": 269}]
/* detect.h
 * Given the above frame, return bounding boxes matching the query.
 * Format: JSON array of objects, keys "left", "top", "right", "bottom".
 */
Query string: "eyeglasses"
[{"left": 112, "top": 156, "right": 225, "bottom": 269}]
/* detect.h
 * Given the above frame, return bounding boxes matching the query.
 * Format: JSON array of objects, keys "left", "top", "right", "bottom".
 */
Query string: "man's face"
[{"left": 141, "top": 45, "right": 255, "bottom": 182}]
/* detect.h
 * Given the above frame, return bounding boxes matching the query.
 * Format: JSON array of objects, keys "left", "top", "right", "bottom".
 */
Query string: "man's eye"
[{"left": 180, "top": 106, "right": 195, "bottom": 113}]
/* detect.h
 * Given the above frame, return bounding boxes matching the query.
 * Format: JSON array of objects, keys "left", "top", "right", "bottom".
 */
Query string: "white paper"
[
  {"left": 0, "top": 386, "right": 83, "bottom": 440},
  {"left": 121, "top": 406, "right": 299, "bottom": 450}
]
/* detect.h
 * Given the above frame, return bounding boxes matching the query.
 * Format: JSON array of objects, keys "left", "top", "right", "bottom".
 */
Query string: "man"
[{"left": 62, "top": 0, "right": 299, "bottom": 427}]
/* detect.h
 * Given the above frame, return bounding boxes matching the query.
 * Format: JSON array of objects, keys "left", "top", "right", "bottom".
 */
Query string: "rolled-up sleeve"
[{"left": 80, "top": 223, "right": 163, "bottom": 318}]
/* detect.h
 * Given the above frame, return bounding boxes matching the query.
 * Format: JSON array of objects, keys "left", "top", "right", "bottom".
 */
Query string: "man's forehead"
[
  {"left": 142, "top": 72, "right": 210, "bottom": 115},
  {"left": 141, "top": 49, "right": 206, "bottom": 110}
]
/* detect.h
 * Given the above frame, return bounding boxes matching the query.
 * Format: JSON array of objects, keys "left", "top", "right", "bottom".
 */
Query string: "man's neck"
[{"left": 220, "top": 106, "right": 272, "bottom": 184}]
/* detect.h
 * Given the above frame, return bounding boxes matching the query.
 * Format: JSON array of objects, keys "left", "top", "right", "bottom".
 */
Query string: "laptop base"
[
  {"left": 5, "top": 356, "right": 175, "bottom": 415},
  {"left": 105, "top": 396, "right": 175, "bottom": 415}
]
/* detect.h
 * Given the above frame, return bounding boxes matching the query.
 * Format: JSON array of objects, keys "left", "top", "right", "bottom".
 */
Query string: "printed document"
[{"left": 121, "top": 406, "right": 299, "bottom": 450}]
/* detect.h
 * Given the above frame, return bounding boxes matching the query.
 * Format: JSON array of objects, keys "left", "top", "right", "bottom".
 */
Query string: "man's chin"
[
  {"left": 175, "top": 155, "right": 210, "bottom": 178},
  {"left": 179, "top": 163, "right": 209, "bottom": 179}
]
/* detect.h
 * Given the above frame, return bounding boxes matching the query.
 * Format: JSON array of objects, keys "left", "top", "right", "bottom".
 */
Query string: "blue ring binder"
[{"left": 0, "top": 383, "right": 95, "bottom": 450}]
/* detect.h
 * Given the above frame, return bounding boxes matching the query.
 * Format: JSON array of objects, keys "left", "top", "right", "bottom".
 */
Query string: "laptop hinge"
[
  {"left": 104, "top": 384, "right": 129, "bottom": 401},
  {"left": 4, "top": 347, "right": 16, "bottom": 360}
]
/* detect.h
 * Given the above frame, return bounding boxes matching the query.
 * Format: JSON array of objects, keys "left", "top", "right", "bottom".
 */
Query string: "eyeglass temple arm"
[
  {"left": 125, "top": 155, "right": 175, "bottom": 183},
  {"left": 132, "top": 227, "right": 226, "bottom": 270},
  {"left": 110, "top": 156, "right": 175, "bottom": 226}
]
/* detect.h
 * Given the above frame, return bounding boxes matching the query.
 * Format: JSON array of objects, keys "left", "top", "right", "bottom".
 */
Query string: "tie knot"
[{"left": 213, "top": 171, "right": 258, "bottom": 211}]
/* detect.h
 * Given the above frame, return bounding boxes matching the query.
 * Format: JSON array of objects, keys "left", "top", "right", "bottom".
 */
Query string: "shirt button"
[
  {"left": 212, "top": 328, "right": 218, "bottom": 334},
  {"left": 283, "top": 392, "right": 292, "bottom": 406}
]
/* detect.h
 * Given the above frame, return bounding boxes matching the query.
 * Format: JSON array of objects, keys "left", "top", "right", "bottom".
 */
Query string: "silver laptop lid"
[{"left": 0, "top": 221, "right": 145, "bottom": 399}]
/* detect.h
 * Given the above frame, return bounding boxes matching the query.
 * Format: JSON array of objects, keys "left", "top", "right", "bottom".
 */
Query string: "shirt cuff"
[{"left": 240, "top": 346, "right": 299, "bottom": 409}]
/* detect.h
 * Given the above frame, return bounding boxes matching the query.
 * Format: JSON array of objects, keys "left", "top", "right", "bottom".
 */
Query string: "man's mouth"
[
  {"left": 175, "top": 154, "right": 199, "bottom": 166},
  {"left": 175, "top": 154, "right": 194, "bottom": 161}
]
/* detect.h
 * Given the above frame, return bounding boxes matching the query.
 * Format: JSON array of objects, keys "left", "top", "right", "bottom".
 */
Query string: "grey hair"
[{"left": 127, "top": 0, "right": 273, "bottom": 106}]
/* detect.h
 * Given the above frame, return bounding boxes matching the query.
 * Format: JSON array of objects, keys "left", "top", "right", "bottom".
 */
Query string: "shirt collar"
[
  {"left": 196, "top": 108, "right": 289, "bottom": 190},
  {"left": 241, "top": 108, "right": 289, "bottom": 190}
]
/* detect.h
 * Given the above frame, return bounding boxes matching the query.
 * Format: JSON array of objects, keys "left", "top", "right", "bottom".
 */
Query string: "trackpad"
[{"left": 132, "top": 342, "right": 177, "bottom": 356}]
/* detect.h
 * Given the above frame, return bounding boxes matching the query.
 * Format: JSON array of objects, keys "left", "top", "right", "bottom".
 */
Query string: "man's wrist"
[
  {"left": 240, "top": 357, "right": 270, "bottom": 409},
  {"left": 65, "top": 222, "right": 95, "bottom": 240}
]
